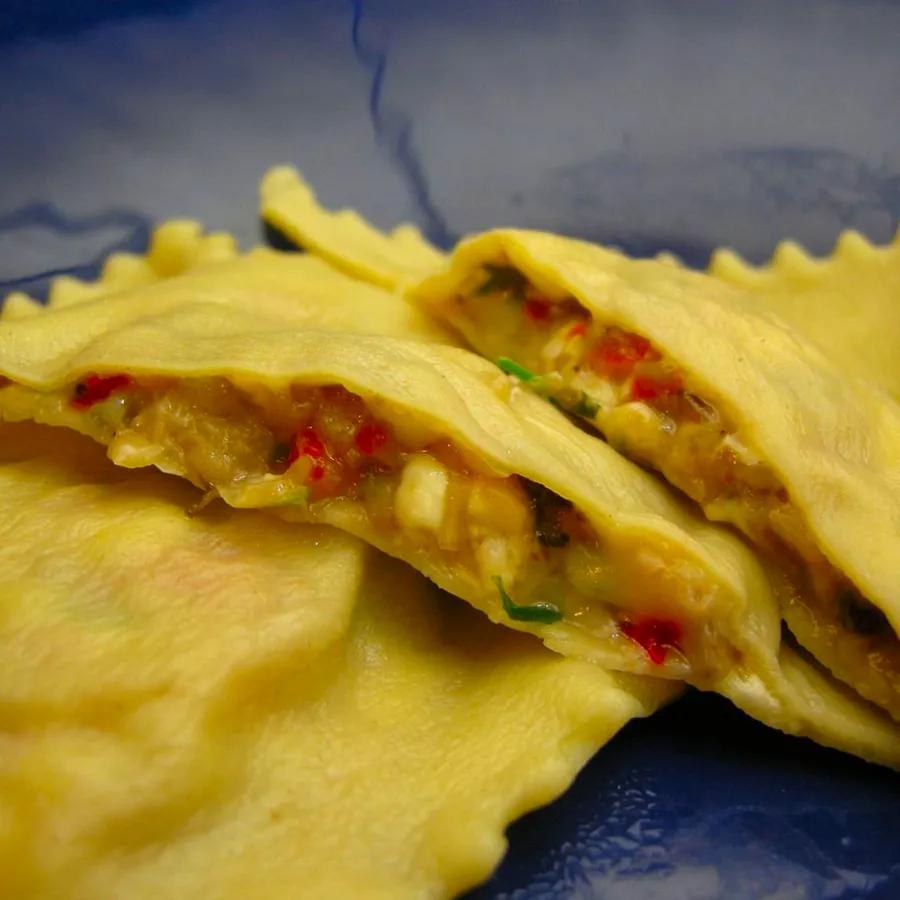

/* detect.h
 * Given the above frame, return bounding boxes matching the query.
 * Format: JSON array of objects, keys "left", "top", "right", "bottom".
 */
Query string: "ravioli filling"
[
  {"left": 0, "top": 372, "right": 748, "bottom": 680},
  {"left": 450, "top": 262, "right": 900, "bottom": 710}
]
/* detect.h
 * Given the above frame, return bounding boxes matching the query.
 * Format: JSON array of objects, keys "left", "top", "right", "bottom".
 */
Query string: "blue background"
[{"left": 1, "top": 2, "right": 898, "bottom": 897}]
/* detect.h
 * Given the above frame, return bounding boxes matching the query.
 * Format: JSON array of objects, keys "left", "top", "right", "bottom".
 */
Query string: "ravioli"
[
  {"left": 2, "top": 214, "right": 451, "bottom": 345},
  {"left": 410, "top": 229, "right": 900, "bottom": 723},
  {"left": 3, "top": 219, "right": 239, "bottom": 318},
  {"left": 260, "top": 166, "right": 446, "bottom": 290},
  {"left": 0, "top": 421, "right": 677, "bottom": 898},
  {"left": 0, "top": 291, "right": 898, "bottom": 767},
  {"left": 708, "top": 228, "right": 900, "bottom": 401}
]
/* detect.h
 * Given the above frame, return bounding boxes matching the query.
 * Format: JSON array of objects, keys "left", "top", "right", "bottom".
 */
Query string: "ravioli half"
[
  {"left": 708, "top": 227, "right": 900, "bottom": 401},
  {"left": 0, "top": 421, "right": 676, "bottom": 899},
  {"left": 410, "top": 229, "right": 900, "bottom": 723},
  {"left": 0, "top": 294, "right": 898, "bottom": 767}
]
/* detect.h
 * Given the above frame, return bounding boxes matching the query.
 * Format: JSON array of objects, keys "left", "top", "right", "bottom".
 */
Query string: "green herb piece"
[
  {"left": 475, "top": 264, "right": 528, "bottom": 298},
  {"left": 497, "top": 357, "right": 539, "bottom": 382},
  {"left": 570, "top": 392, "right": 600, "bottom": 419},
  {"left": 493, "top": 575, "right": 563, "bottom": 624}
]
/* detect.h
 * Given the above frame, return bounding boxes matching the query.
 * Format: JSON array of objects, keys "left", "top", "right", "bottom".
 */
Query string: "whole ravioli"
[
  {"left": 0, "top": 421, "right": 675, "bottom": 899},
  {"left": 0, "top": 285, "right": 897, "bottom": 768},
  {"left": 409, "top": 228, "right": 900, "bottom": 723}
]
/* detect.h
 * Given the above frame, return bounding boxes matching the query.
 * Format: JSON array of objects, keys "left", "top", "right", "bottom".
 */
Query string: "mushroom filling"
[
  {"left": 0, "top": 372, "right": 749, "bottom": 678},
  {"left": 452, "top": 262, "right": 899, "bottom": 697}
]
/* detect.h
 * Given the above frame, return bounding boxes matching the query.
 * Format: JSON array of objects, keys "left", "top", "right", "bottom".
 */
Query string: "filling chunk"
[
  {"left": 0, "top": 372, "right": 749, "bottom": 680},
  {"left": 451, "top": 261, "right": 900, "bottom": 711}
]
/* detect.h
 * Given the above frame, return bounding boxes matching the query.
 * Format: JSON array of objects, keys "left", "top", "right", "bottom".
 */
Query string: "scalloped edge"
[
  {"left": 708, "top": 225, "right": 900, "bottom": 286},
  {"left": 259, "top": 165, "right": 445, "bottom": 291},
  {"left": 1, "top": 220, "right": 239, "bottom": 320},
  {"left": 0, "top": 292, "right": 44, "bottom": 322}
]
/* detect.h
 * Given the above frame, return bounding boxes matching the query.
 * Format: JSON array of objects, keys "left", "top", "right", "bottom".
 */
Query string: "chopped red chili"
[
  {"left": 523, "top": 298, "right": 552, "bottom": 323},
  {"left": 287, "top": 427, "right": 328, "bottom": 481},
  {"left": 619, "top": 617, "right": 682, "bottom": 665},
  {"left": 631, "top": 370, "right": 684, "bottom": 402},
  {"left": 355, "top": 421, "right": 388, "bottom": 455},
  {"left": 587, "top": 328, "right": 660, "bottom": 380},
  {"left": 293, "top": 428, "right": 325, "bottom": 461},
  {"left": 566, "top": 321, "right": 588, "bottom": 339},
  {"left": 71, "top": 374, "right": 133, "bottom": 409}
]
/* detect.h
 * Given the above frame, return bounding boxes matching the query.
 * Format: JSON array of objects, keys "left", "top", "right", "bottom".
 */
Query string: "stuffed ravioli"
[
  {"left": 0, "top": 290, "right": 898, "bottom": 767},
  {"left": 410, "top": 229, "right": 900, "bottom": 722},
  {"left": 0, "top": 420, "right": 676, "bottom": 899}
]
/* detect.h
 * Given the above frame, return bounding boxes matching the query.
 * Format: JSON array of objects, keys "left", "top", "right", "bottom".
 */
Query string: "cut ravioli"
[
  {"left": 0, "top": 421, "right": 676, "bottom": 898},
  {"left": 411, "top": 229, "right": 900, "bottom": 722},
  {"left": 1, "top": 297, "right": 898, "bottom": 766},
  {"left": 260, "top": 165, "right": 446, "bottom": 290},
  {"left": 708, "top": 227, "right": 900, "bottom": 401}
]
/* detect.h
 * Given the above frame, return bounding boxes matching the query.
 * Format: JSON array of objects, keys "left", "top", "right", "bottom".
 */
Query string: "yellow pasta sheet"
[
  {"left": 2, "top": 219, "right": 239, "bottom": 319},
  {"left": 708, "top": 228, "right": 900, "bottom": 401},
  {"left": 260, "top": 166, "right": 446, "bottom": 290},
  {"left": 0, "top": 421, "right": 674, "bottom": 899}
]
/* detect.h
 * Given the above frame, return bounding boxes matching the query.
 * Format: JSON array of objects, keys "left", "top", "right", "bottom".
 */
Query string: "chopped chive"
[
  {"left": 497, "top": 356, "right": 538, "bottom": 382},
  {"left": 493, "top": 575, "right": 563, "bottom": 625},
  {"left": 475, "top": 264, "right": 528, "bottom": 298}
]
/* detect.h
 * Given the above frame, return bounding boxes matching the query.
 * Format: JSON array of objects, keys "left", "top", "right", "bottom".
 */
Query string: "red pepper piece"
[
  {"left": 587, "top": 328, "right": 660, "bottom": 379},
  {"left": 287, "top": 427, "right": 328, "bottom": 480},
  {"left": 523, "top": 298, "right": 552, "bottom": 323},
  {"left": 71, "top": 374, "right": 133, "bottom": 409},
  {"left": 355, "top": 421, "right": 388, "bottom": 455},
  {"left": 620, "top": 617, "right": 682, "bottom": 665},
  {"left": 631, "top": 370, "right": 683, "bottom": 401},
  {"left": 566, "top": 321, "right": 588, "bottom": 339}
]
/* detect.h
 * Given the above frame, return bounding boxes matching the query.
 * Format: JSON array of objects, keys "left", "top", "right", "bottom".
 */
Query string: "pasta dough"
[
  {"left": 708, "top": 228, "right": 900, "bottom": 401},
  {"left": 260, "top": 166, "right": 446, "bottom": 290},
  {"left": 0, "top": 421, "right": 675, "bottom": 899}
]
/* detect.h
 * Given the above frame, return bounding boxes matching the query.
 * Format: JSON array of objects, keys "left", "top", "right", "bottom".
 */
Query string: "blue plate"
[{"left": 2, "top": 2, "right": 898, "bottom": 897}]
